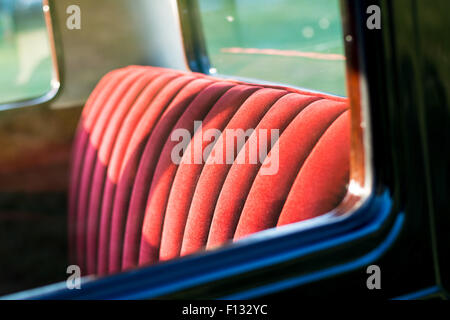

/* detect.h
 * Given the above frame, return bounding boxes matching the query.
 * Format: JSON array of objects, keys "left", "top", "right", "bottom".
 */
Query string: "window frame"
[
  {"left": 177, "top": 0, "right": 349, "bottom": 98},
  {"left": 3, "top": 0, "right": 406, "bottom": 300}
]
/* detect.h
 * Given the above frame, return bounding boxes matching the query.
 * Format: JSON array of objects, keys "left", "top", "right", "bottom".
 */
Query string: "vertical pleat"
[
  {"left": 73, "top": 67, "right": 145, "bottom": 271},
  {"left": 277, "top": 110, "right": 350, "bottom": 225},
  {"left": 68, "top": 68, "right": 132, "bottom": 263},
  {"left": 233, "top": 100, "right": 348, "bottom": 240},
  {"left": 206, "top": 93, "right": 321, "bottom": 249},
  {"left": 157, "top": 85, "right": 260, "bottom": 262},
  {"left": 108, "top": 77, "right": 213, "bottom": 274},
  {"left": 97, "top": 74, "right": 197, "bottom": 275},
  {"left": 123, "top": 81, "right": 235, "bottom": 270},
  {"left": 181, "top": 88, "right": 288, "bottom": 256},
  {"left": 84, "top": 71, "right": 160, "bottom": 274}
]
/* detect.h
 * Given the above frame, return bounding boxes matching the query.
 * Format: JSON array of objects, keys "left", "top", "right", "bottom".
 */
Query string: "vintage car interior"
[
  {"left": 69, "top": 65, "right": 350, "bottom": 276},
  {"left": 0, "top": 0, "right": 448, "bottom": 301}
]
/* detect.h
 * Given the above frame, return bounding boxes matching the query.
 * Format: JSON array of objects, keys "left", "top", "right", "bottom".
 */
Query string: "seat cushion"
[{"left": 68, "top": 66, "right": 350, "bottom": 275}]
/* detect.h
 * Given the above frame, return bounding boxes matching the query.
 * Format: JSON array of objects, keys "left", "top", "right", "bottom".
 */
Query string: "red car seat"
[{"left": 68, "top": 66, "right": 350, "bottom": 275}]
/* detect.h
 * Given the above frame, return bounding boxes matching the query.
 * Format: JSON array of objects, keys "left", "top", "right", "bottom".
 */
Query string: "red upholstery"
[{"left": 69, "top": 66, "right": 350, "bottom": 275}]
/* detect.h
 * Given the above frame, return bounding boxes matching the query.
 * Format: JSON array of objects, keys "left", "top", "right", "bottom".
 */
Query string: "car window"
[
  {"left": 197, "top": 0, "right": 347, "bottom": 96},
  {"left": 0, "top": 0, "right": 54, "bottom": 105}
]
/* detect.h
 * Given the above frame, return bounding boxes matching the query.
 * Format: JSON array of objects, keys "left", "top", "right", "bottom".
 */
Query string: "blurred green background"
[
  {"left": 0, "top": 0, "right": 53, "bottom": 105},
  {"left": 198, "top": 0, "right": 347, "bottom": 96}
]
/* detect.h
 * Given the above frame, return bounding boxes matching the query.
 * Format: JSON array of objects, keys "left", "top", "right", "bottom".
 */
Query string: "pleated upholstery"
[{"left": 69, "top": 66, "right": 350, "bottom": 275}]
